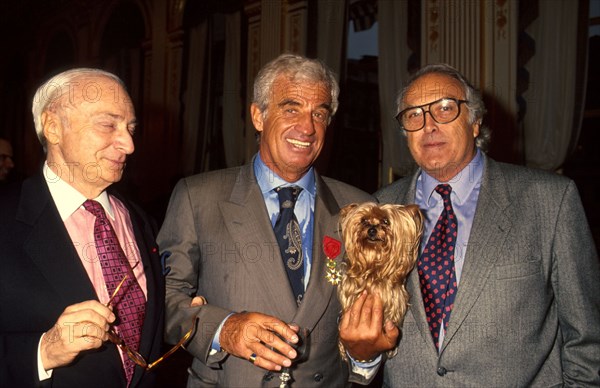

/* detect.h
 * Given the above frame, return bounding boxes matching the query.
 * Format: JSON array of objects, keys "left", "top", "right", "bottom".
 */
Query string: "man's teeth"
[{"left": 287, "top": 139, "right": 310, "bottom": 147}]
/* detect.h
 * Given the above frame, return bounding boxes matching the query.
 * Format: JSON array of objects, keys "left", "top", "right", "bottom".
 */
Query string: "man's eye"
[{"left": 407, "top": 110, "right": 422, "bottom": 119}]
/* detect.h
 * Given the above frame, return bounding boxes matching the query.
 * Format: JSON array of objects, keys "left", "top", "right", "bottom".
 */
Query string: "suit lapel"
[
  {"left": 19, "top": 175, "right": 98, "bottom": 305},
  {"left": 293, "top": 174, "right": 340, "bottom": 332},
  {"left": 219, "top": 164, "right": 298, "bottom": 321},
  {"left": 440, "top": 157, "right": 512, "bottom": 352}
]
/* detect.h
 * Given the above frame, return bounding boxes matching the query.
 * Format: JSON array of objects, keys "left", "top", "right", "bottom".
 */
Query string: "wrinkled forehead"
[
  {"left": 270, "top": 75, "right": 330, "bottom": 104},
  {"left": 403, "top": 73, "right": 465, "bottom": 107},
  {"left": 47, "top": 75, "right": 132, "bottom": 109}
]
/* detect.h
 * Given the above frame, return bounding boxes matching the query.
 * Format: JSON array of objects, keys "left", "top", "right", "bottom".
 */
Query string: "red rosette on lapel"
[{"left": 323, "top": 236, "right": 342, "bottom": 285}]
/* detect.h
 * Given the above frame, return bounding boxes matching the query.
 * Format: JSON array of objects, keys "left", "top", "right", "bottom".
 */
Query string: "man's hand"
[
  {"left": 190, "top": 296, "right": 207, "bottom": 307},
  {"left": 339, "top": 291, "right": 399, "bottom": 361},
  {"left": 219, "top": 311, "right": 299, "bottom": 371},
  {"left": 40, "top": 300, "right": 116, "bottom": 371}
]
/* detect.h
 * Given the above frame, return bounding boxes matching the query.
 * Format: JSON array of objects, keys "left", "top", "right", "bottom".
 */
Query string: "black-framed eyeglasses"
[
  {"left": 106, "top": 274, "right": 196, "bottom": 370},
  {"left": 396, "top": 97, "right": 469, "bottom": 132}
]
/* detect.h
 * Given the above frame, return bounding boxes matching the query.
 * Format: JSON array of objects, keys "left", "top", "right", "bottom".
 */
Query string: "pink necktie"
[
  {"left": 417, "top": 184, "right": 458, "bottom": 349},
  {"left": 84, "top": 199, "right": 146, "bottom": 384}
]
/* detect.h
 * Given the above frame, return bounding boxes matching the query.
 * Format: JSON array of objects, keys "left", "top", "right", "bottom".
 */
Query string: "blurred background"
[{"left": 1, "top": 0, "right": 598, "bottom": 385}]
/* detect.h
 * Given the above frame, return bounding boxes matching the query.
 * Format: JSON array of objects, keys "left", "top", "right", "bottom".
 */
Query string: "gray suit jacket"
[
  {"left": 376, "top": 155, "right": 600, "bottom": 387},
  {"left": 158, "top": 162, "right": 373, "bottom": 387}
]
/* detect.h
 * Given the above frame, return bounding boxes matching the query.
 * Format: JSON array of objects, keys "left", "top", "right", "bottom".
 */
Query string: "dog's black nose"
[{"left": 368, "top": 226, "right": 378, "bottom": 238}]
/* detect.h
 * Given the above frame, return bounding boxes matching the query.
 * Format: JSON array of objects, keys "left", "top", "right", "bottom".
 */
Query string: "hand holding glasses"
[{"left": 105, "top": 274, "right": 196, "bottom": 370}]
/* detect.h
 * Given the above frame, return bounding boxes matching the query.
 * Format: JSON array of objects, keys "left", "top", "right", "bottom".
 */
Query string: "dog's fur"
[{"left": 338, "top": 202, "right": 423, "bottom": 359}]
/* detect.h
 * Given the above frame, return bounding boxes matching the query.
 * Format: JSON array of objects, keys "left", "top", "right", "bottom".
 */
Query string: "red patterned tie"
[
  {"left": 84, "top": 200, "right": 146, "bottom": 385},
  {"left": 417, "top": 184, "right": 458, "bottom": 349}
]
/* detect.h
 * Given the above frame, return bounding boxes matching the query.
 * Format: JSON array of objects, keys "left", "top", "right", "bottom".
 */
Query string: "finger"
[
  {"left": 249, "top": 342, "right": 292, "bottom": 371},
  {"left": 63, "top": 301, "right": 115, "bottom": 323},
  {"left": 343, "top": 290, "right": 368, "bottom": 329},
  {"left": 265, "top": 321, "right": 299, "bottom": 344},
  {"left": 256, "top": 326, "right": 297, "bottom": 360},
  {"left": 368, "top": 293, "right": 384, "bottom": 329},
  {"left": 383, "top": 320, "right": 400, "bottom": 344},
  {"left": 190, "top": 296, "right": 207, "bottom": 307},
  {"left": 359, "top": 293, "right": 375, "bottom": 328}
]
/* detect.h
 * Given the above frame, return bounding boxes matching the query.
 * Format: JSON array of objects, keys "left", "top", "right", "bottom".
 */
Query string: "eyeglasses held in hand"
[
  {"left": 396, "top": 97, "right": 469, "bottom": 132},
  {"left": 106, "top": 273, "right": 196, "bottom": 370}
]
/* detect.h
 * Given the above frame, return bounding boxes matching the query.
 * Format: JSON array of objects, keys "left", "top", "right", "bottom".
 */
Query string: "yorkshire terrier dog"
[{"left": 337, "top": 202, "right": 423, "bottom": 359}]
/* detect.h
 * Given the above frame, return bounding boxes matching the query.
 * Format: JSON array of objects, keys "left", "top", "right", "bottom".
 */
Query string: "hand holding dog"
[
  {"left": 339, "top": 291, "right": 399, "bottom": 361},
  {"left": 219, "top": 311, "right": 299, "bottom": 371}
]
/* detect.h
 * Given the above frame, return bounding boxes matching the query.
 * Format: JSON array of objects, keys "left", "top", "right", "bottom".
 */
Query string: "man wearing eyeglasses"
[
  {"left": 0, "top": 69, "right": 164, "bottom": 387},
  {"left": 375, "top": 64, "right": 600, "bottom": 386}
]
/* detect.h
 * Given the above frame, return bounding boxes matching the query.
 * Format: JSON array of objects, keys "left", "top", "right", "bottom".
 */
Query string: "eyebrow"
[
  {"left": 277, "top": 98, "right": 332, "bottom": 113},
  {"left": 96, "top": 112, "right": 137, "bottom": 126}
]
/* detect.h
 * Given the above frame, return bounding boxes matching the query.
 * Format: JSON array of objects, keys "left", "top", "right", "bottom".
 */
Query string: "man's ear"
[
  {"left": 472, "top": 120, "right": 481, "bottom": 139},
  {"left": 250, "top": 103, "right": 264, "bottom": 133},
  {"left": 42, "top": 111, "right": 62, "bottom": 146}
]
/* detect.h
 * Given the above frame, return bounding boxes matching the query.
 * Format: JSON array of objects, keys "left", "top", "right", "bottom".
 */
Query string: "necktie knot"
[
  {"left": 435, "top": 184, "right": 453, "bottom": 204},
  {"left": 83, "top": 199, "right": 106, "bottom": 219},
  {"left": 276, "top": 186, "right": 302, "bottom": 210}
]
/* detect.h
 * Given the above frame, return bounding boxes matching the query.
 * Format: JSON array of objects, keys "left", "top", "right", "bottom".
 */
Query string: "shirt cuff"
[
  {"left": 38, "top": 333, "right": 53, "bottom": 381},
  {"left": 209, "top": 313, "right": 234, "bottom": 356},
  {"left": 348, "top": 352, "right": 382, "bottom": 379}
]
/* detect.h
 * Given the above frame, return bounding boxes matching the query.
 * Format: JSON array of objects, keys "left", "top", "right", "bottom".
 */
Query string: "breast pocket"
[{"left": 495, "top": 260, "right": 541, "bottom": 280}]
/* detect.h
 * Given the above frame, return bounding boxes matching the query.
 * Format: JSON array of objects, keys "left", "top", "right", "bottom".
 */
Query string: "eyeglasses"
[
  {"left": 396, "top": 97, "right": 469, "bottom": 132},
  {"left": 106, "top": 274, "right": 196, "bottom": 370}
]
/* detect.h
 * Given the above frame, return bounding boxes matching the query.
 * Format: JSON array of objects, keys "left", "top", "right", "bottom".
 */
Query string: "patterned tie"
[
  {"left": 274, "top": 186, "right": 304, "bottom": 306},
  {"left": 417, "top": 184, "right": 458, "bottom": 350},
  {"left": 83, "top": 200, "right": 146, "bottom": 384}
]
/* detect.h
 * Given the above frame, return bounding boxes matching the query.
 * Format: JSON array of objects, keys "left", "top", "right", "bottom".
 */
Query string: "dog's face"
[
  {"left": 340, "top": 202, "right": 422, "bottom": 255},
  {"left": 339, "top": 202, "right": 423, "bottom": 274}
]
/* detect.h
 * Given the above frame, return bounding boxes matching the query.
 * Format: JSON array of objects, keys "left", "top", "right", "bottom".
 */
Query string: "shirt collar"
[
  {"left": 253, "top": 153, "right": 316, "bottom": 197},
  {"left": 419, "top": 148, "right": 484, "bottom": 206},
  {"left": 43, "top": 162, "right": 113, "bottom": 221}
]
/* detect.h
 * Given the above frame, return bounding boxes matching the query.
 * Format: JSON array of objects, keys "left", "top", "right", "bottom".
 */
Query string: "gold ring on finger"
[{"left": 248, "top": 353, "right": 257, "bottom": 364}]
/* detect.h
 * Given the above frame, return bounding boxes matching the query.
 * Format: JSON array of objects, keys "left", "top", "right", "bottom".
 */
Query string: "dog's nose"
[{"left": 368, "top": 226, "right": 378, "bottom": 239}]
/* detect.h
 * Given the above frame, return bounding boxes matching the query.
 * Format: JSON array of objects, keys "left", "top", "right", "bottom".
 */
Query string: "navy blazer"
[{"left": 0, "top": 172, "right": 165, "bottom": 388}]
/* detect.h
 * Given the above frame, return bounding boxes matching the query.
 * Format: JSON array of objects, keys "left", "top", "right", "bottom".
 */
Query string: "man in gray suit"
[
  {"left": 158, "top": 54, "right": 396, "bottom": 387},
  {"left": 376, "top": 64, "right": 600, "bottom": 386}
]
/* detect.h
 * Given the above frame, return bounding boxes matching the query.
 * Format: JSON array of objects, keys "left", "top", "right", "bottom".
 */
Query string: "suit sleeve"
[
  {"left": 157, "top": 179, "right": 231, "bottom": 367},
  {"left": 554, "top": 180, "right": 600, "bottom": 385}
]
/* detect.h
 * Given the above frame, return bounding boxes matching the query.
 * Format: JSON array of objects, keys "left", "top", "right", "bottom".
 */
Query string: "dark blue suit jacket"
[{"left": 0, "top": 172, "right": 164, "bottom": 388}]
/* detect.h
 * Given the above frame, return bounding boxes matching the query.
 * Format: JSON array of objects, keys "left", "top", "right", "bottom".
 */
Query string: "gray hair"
[
  {"left": 396, "top": 63, "right": 491, "bottom": 152},
  {"left": 252, "top": 53, "right": 340, "bottom": 122},
  {"left": 31, "top": 68, "right": 125, "bottom": 151}
]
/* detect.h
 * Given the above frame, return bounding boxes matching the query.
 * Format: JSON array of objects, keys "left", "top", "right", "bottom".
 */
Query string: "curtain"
[
  {"left": 523, "top": 0, "right": 582, "bottom": 170},
  {"left": 317, "top": 0, "right": 347, "bottom": 80},
  {"left": 378, "top": 0, "right": 413, "bottom": 181},
  {"left": 181, "top": 22, "right": 208, "bottom": 176},
  {"left": 222, "top": 11, "right": 243, "bottom": 167}
]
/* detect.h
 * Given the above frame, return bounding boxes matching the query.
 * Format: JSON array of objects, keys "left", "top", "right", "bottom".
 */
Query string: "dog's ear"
[{"left": 339, "top": 203, "right": 358, "bottom": 221}]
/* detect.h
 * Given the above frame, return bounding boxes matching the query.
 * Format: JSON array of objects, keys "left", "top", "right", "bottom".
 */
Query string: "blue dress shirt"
[
  {"left": 254, "top": 153, "right": 316, "bottom": 288},
  {"left": 415, "top": 148, "right": 484, "bottom": 348}
]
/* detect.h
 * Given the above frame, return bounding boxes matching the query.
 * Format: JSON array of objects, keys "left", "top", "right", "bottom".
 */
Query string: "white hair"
[{"left": 31, "top": 68, "right": 125, "bottom": 151}]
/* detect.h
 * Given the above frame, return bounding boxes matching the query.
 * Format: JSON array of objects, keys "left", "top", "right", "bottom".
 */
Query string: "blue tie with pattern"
[
  {"left": 417, "top": 184, "right": 458, "bottom": 349},
  {"left": 274, "top": 186, "right": 304, "bottom": 306}
]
